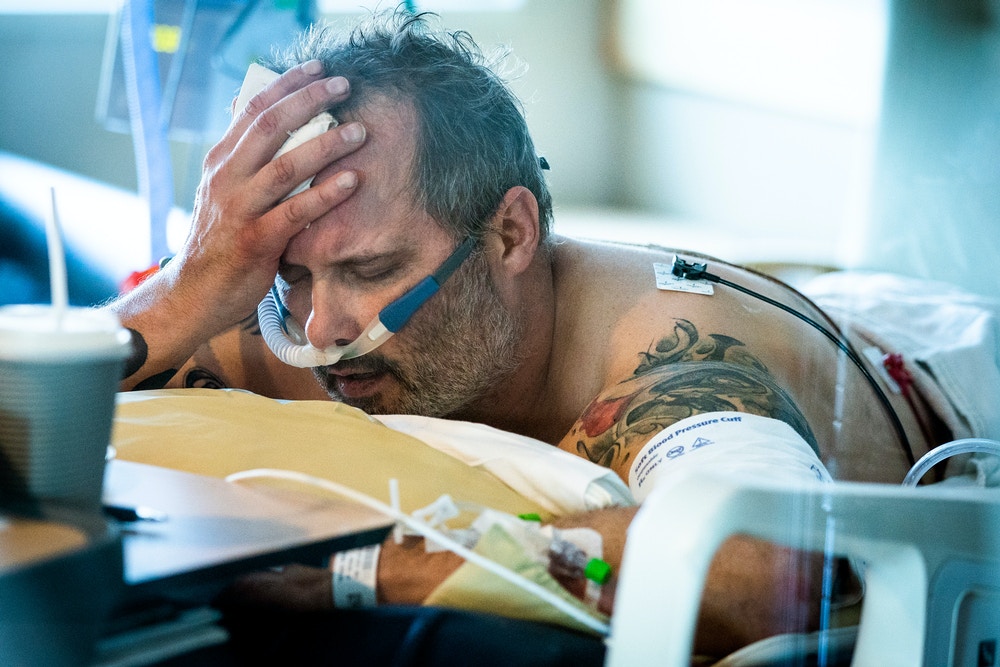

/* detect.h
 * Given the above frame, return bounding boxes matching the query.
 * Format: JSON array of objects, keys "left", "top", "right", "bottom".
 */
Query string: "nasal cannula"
[{"left": 259, "top": 237, "right": 477, "bottom": 368}]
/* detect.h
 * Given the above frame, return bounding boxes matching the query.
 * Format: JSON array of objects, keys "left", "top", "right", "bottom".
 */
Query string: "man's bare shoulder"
[
  {"left": 549, "top": 237, "right": 780, "bottom": 377},
  {"left": 551, "top": 237, "right": 685, "bottom": 330},
  {"left": 551, "top": 236, "right": 680, "bottom": 289},
  {"left": 548, "top": 236, "right": 923, "bottom": 483},
  {"left": 551, "top": 236, "right": 802, "bottom": 306}
]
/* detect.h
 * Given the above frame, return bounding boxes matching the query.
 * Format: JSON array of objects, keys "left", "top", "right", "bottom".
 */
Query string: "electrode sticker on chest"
[{"left": 653, "top": 263, "right": 714, "bottom": 295}]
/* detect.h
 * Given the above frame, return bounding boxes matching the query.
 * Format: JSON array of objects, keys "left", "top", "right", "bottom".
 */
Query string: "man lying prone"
[{"left": 110, "top": 8, "right": 932, "bottom": 660}]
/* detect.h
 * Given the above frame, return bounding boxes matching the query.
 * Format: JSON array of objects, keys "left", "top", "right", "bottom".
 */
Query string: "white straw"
[{"left": 46, "top": 187, "right": 69, "bottom": 325}]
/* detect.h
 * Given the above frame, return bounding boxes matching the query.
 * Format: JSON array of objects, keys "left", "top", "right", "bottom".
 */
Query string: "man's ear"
[{"left": 487, "top": 186, "right": 539, "bottom": 277}]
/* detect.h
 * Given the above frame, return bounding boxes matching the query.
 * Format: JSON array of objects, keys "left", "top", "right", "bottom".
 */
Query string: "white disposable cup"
[{"left": 0, "top": 304, "right": 131, "bottom": 509}]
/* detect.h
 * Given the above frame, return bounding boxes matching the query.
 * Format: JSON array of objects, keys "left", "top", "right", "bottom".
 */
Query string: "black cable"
[{"left": 672, "top": 256, "right": 916, "bottom": 466}]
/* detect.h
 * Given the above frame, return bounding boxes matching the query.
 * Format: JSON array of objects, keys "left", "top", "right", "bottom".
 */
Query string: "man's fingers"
[
  {"left": 262, "top": 168, "right": 360, "bottom": 238},
  {"left": 241, "top": 76, "right": 352, "bottom": 174},
  {"left": 244, "top": 60, "right": 327, "bottom": 116},
  {"left": 235, "top": 60, "right": 328, "bottom": 125},
  {"left": 250, "top": 120, "right": 367, "bottom": 215},
  {"left": 215, "top": 60, "right": 329, "bottom": 161},
  {"left": 216, "top": 63, "right": 348, "bottom": 178}
]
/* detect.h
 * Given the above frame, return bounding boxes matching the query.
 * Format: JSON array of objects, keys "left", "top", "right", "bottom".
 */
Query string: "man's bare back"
[
  {"left": 548, "top": 239, "right": 934, "bottom": 484},
  {"left": 165, "top": 235, "right": 930, "bottom": 486}
]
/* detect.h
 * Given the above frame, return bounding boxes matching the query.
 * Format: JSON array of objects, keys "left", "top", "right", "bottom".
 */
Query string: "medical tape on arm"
[
  {"left": 628, "top": 411, "right": 831, "bottom": 503},
  {"left": 331, "top": 544, "right": 381, "bottom": 608}
]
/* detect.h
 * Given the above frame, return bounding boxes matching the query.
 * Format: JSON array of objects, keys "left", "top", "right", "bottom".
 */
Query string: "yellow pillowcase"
[{"left": 111, "top": 388, "right": 546, "bottom": 520}]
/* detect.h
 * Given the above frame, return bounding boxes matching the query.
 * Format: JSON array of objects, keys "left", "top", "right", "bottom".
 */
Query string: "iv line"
[{"left": 225, "top": 468, "right": 612, "bottom": 636}]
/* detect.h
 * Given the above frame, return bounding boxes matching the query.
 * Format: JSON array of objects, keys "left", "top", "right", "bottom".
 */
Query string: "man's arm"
[
  {"left": 224, "top": 330, "right": 827, "bottom": 658},
  {"left": 378, "top": 324, "right": 826, "bottom": 655},
  {"left": 561, "top": 318, "right": 817, "bottom": 479},
  {"left": 550, "top": 321, "right": 825, "bottom": 655},
  {"left": 109, "top": 61, "right": 365, "bottom": 390}
]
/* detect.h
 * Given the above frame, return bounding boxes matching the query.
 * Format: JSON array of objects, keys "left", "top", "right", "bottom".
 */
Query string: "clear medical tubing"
[
  {"left": 258, "top": 290, "right": 390, "bottom": 368},
  {"left": 226, "top": 468, "right": 610, "bottom": 635},
  {"left": 902, "top": 438, "right": 1000, "bottom": 487}
]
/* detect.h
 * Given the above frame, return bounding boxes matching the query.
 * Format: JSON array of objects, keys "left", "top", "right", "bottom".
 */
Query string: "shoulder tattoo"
[{"left": 569, "top": 319, "right": 817, "bottom": 473}]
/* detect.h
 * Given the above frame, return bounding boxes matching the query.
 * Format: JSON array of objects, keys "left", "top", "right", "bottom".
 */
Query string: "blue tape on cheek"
[{"left": 378, "top": 277, "right": 440, "bottom": 332}]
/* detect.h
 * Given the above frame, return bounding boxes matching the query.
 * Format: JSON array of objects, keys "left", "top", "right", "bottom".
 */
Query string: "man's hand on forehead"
[
  {"left": 132, "top": 61, "right": 371, "bottom": 351},
  {"left": 232, "top": 73, "right": 366, "bottom": 214}
]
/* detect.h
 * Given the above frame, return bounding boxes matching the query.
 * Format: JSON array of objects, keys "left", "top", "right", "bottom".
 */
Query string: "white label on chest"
[{"left": 653, "top": 263, "right": 715, "bottom": 295}]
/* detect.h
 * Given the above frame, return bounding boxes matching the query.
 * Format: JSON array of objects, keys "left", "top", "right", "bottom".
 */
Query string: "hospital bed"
[{"left": 6, "top": 152, "right": 1000, "bottom": 665}]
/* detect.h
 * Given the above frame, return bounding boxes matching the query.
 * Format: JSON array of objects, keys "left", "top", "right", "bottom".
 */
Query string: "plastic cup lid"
[{"left": 0, "top": 305, "right": 131, "bottom": 362}]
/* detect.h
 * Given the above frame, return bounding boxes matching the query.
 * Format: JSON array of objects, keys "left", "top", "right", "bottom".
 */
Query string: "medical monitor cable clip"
[{"left": 671, "top": 256, "right": 713, "bottom": 282}]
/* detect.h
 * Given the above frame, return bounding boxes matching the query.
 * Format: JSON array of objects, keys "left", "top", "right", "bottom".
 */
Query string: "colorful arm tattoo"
[{"left": 569, "top": 319, "right": 816, "bottom": 474}]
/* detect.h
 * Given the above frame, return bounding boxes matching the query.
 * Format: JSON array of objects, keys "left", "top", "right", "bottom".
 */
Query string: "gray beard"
[{"left": 314, "top": 250, "right": 525, "bottom": 418}]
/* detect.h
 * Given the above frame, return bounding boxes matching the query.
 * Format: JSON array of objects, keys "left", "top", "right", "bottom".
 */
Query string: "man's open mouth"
[
  {"left": 334, "top": 369, "right": 381, "bottom": 381},
  {"left": 321, "top": 363, "right": 391, "bottom": 400}
]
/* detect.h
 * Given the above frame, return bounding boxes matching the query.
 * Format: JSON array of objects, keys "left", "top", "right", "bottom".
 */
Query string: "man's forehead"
[
  {"left": 331, "top": 93, "right": 418, "bottom": 173},
  {"left": 286, "top": 189, "right": 450, "bottom": 271},
  {"left": 282, "top": 93, "right": 455, "bottom": 266}
]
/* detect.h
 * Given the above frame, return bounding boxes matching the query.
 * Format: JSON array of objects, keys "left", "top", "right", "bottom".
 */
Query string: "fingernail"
[
  {"left": 336, "top": 171, "right": 358, "bottom": 189},
  {"left": 302, "top": 59, "right": 323, "bottom": 76},
  {"left": 340, "top": 122, "right": 365, "bottom": 144},
  {"left": 326, "top": 76, "right": 349, "bottom": 96}
]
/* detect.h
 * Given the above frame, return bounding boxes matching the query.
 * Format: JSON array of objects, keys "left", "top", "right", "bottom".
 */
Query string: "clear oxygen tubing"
[
  {"left": 902, "top": 438, "right": 1000, "bottom": 487},
  {"left": 225, "top": 468, "right": 611, "bottom": 635},
  {"left": 258, "top": 288, "right": 391, "bottom": 368},
  {"left": 258, "top": 237, "right": 476, "bottom": 368}
]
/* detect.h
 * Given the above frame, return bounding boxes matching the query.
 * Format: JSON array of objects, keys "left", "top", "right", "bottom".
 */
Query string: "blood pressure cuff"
[{"left": 627, "top": 411, "right": 832, "bottom": 503}]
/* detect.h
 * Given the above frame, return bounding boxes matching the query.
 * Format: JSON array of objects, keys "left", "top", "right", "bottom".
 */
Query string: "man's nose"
[{"left": 300, "top": 282, "right": 374, "bottom": 350}]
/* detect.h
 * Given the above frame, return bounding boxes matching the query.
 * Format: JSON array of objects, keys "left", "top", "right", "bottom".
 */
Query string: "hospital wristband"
[{"left": 331, "top": 544, "right": 381, "bottom": 609}]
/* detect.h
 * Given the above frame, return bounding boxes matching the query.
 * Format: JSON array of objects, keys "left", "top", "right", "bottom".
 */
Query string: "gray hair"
[{"left": 265, "top": 9, "right": 553, "bottom": 243}]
